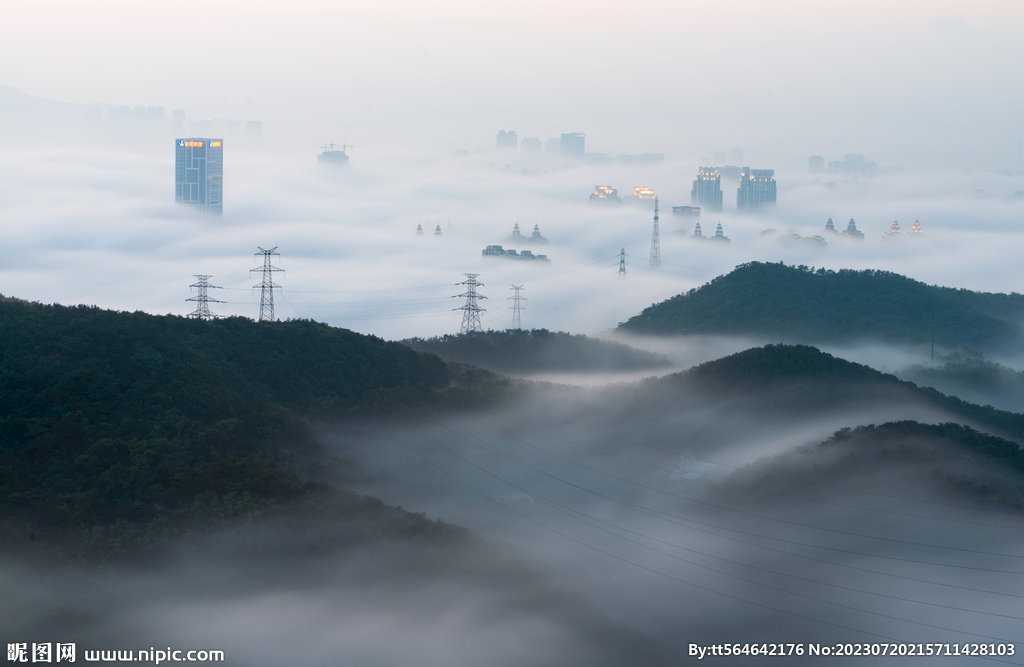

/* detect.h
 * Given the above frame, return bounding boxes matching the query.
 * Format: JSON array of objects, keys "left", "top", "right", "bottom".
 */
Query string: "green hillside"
[
  {"left": 404, "top": 329, "right": 669, "bottom": 373},
  {"left": 640, "top": 344, "right": 1024, "bottom": 449},
  {"left": 0, "top": 296, "right": 498, "bottom": 559},
  {"left": 898, "top": 350, "right": 1024, "bottom": 413},
  {"left": 725, "top": 422, "right": 1024, "bottom": 511},
  {"left": 618, "top": 262, "right": 1024, "bottom": 350}
]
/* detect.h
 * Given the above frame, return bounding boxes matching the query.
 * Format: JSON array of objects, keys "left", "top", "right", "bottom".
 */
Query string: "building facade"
[
  {"left": 175, "top": 138, "right": 223, "bottom": 214},
  {"left": 496, "top": 130, "right": 518, "bottom": 150},
  {"left": 589, "top": 186, "right": 622, "bottom": 205},
  {"left": 736, "top": 168, "right": 776, "bottom": 211},
  {"left": 560, "top": 132, "right": 585, "bottom": 158},
  {"left": 691, "top": 167, "right": 723, "bottom": 212}
]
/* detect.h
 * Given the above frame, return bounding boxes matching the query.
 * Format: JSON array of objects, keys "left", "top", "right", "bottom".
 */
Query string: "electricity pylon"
[
  {"left": 453, "top": 273, "right": 486, "bottom": 334},
  {"left": 186, "top": 274, "right": 224, "bottom": 320},
  {"left": 508, "top": 285, "right": 526, "bottom": 329},
  {"left": 618, "top": 248, "right": 627, "bottom": 277},
  {"left": 649, "top": 196, "right": 660, "bottom": 268},
  {"left": 251, "top": 246, "right": 284, "bottom": 322}
]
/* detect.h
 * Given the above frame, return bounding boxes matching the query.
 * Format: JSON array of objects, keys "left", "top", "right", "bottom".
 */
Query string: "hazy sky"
[
  {"left": 2, "top": 0, "right": 1024, "bottom": 340},
  {"left": 3, "top": 0, "right": 1023, "bottom": 166}
]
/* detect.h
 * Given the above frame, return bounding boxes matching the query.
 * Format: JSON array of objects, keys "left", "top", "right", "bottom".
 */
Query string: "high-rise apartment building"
[
  {"left": 560, "top": 132, "right": 585, "bottom": 158},
  {"left": 175, "top": 138, "right": 223, "bottom": 214},
  {"left": 497, "top": 130, "right": 518, "bottom": 150},
  {"left": 809, "top": 155, "right": 824, "bottom": 173},
  {"left": 691, "top": 167, "right": 723, "bottom": 212},
  {"left": 736, "top": 168, "right": 776, "bottom": 211},
  {"left": 521, "top": 136, "right": 542, "bottom": 152}
]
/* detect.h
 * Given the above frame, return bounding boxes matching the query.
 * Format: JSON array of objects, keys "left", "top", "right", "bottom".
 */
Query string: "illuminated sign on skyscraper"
[{"left": 175, "top": 138, "right": 223, "bottom": 214}]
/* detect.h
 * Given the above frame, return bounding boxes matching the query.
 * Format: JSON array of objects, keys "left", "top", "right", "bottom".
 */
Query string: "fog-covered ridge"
[{"left": 620, "top": 262, "right": 1024, "bottom": 352}]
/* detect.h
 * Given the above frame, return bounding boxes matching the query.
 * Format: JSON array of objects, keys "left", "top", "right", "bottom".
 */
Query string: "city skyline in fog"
[
  {"left": 2, "top": 0, "right": 1023, "bottom": 169},
  {"left": 1, "top": 0, "right": 1023, "bottom": 339}
]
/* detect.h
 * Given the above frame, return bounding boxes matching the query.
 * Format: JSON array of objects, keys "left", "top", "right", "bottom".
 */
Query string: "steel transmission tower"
[
  {"left": 186, "top": 274, "right": 225, "bottom": 320},
  {"left": 618, "top": 248, "right": 627, "bottom": 277},
  {"left": 251, "top": 246, "right": 284, "bottom": 322},
  {"left": 508, "top": 285, "right": 526, "bottom": 329},
  {"left": 453, "top": 273, "right": 486, "bottom": 334},
  {"left": 649, "top": 196, "right": 660, "bottom": 268}
]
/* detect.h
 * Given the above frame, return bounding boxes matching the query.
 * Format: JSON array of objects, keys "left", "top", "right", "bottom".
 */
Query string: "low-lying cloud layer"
[{"left": 2, "top": 135, "right": 1023, "bottom": 342}]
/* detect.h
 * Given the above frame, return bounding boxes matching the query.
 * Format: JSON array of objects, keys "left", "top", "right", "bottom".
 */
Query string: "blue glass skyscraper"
[{"left": 175, "top": 138, "right": 223, "bottom": 214}]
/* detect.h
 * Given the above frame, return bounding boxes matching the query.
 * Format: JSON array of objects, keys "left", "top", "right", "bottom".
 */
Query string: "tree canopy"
[{"left": 618, "top": 262, "right": 1024, "bottom": 350}]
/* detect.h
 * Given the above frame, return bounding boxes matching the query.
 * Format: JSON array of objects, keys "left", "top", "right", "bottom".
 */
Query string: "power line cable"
[
  {"left": 425, "top": 416, "right": 1024, "bottom": 576},
  {"left": 395, "top": 422, "right": 1024, "bottom": 652},
  {"left": 438, "top": 414, "right": 1024, "bottom": 561},
  {"left": 513, "top": 398, "right": 1024, "bottom": 519},
  {"left": 476, "top": 409, "right": 1024, "bottom": 531}
]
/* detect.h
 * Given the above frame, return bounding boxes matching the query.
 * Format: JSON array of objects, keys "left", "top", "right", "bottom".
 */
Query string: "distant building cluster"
[
  {"left": 690, "top": 166, "right": 776, "bottom": 212},
  {"left": 591, "top": 185, "right": 664, "bottom": 206},
  {"left": 672, "top": 206, "right": 701, "bottom": 224},
  {"left": 809, "top": 154, "right": 877, "bottom": 176},
  {"left": 759, "top": 216, "right": 925, "bottom": 248},
  {"left": 89, "top": 105, "right": 262, "bottom": 143},
  {"left": 823, "top": 217, "right": 865, "bottom": 241},
  {"left": 507, "top": 223, "right": 548, "bottom": 245},
  {"left": 482, "top": 245, "right": 550, "bottom": 263},
  {"left": 882, "top": 219, "right": 925, "bottom": 241},
  {"left": 590, "top": 186, "right": 622, "bottom": 205},
  {"left": 317, "top": 143, "right": 349, "bottom": 167},
  {"left": 764, "top": 230, "right": 828, "bottom": 248},
  {"left": 491, "top": 130, "right": 663, "bottom": 167},
  {"left": 688, "top": 222, "right": 729, "bottom": 243},
  {"left": 415, "top": 223, "right": 443, "bottom": 236}
]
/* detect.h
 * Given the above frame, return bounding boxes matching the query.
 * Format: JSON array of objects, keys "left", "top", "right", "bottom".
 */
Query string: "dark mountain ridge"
[
  {"left": 0, "top": 296, "right": 507, "bottom": 559},
  {"left": 403, "top": 328, "right": 669, "bottom": 374},
  {"left": 618, "top": 262, "right": 1024, "bottom": 351}
]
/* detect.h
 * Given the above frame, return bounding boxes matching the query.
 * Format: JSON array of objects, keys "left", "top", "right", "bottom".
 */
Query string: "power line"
[
  {"left": 435, "top": 414, "right": 1024, "bottom": 564},
  {"left": 514, "top": 398, "right": 1024, "bottom": 519},
  {"left": 508, "top": 285, "right": 526, "bottom": 330},
  {"left": 422, "top": 419, "right": 1024, "bottom": 627},
  {"left": 250, "top": 246, "right": 284, "bottom": 323},
  {"left": 649, "top": 197, "right": 660, "bottom": 268},
  {"left": 478, "top": 407, "right": 1024, "bottom": 531},
  {"left": 453, "top": 273, "right": 486, "bottom": 334},
  {"left": 395, "top": 422, "right": 1024, "bottom": 655},
  {"left": 185, "top": 275, "right": 224, "bottom": 320}
]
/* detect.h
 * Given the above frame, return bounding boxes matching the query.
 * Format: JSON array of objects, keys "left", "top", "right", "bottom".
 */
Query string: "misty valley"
[{"left": 3, "top": 265, "right": 1024, "bottom": 666}]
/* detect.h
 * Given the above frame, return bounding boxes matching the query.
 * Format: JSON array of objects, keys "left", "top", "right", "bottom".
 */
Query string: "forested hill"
[
  {"left": 403, "top": 329, "right": 669, "bottom": 373},
  {"left": 0, "top": 296, "right": 480, "bottom": 557},
  {"left": 618, "top": 262, "right": 1024, "bottom": 350},
  {"left": 720, "top": 422, "right": 1024, "bottom": 512},
  {"left": 647, "top": 344, "right": 1024, "bottom": 451},
  {"left": 684, "top": 343, "right": 885, "bottom": 388}
]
